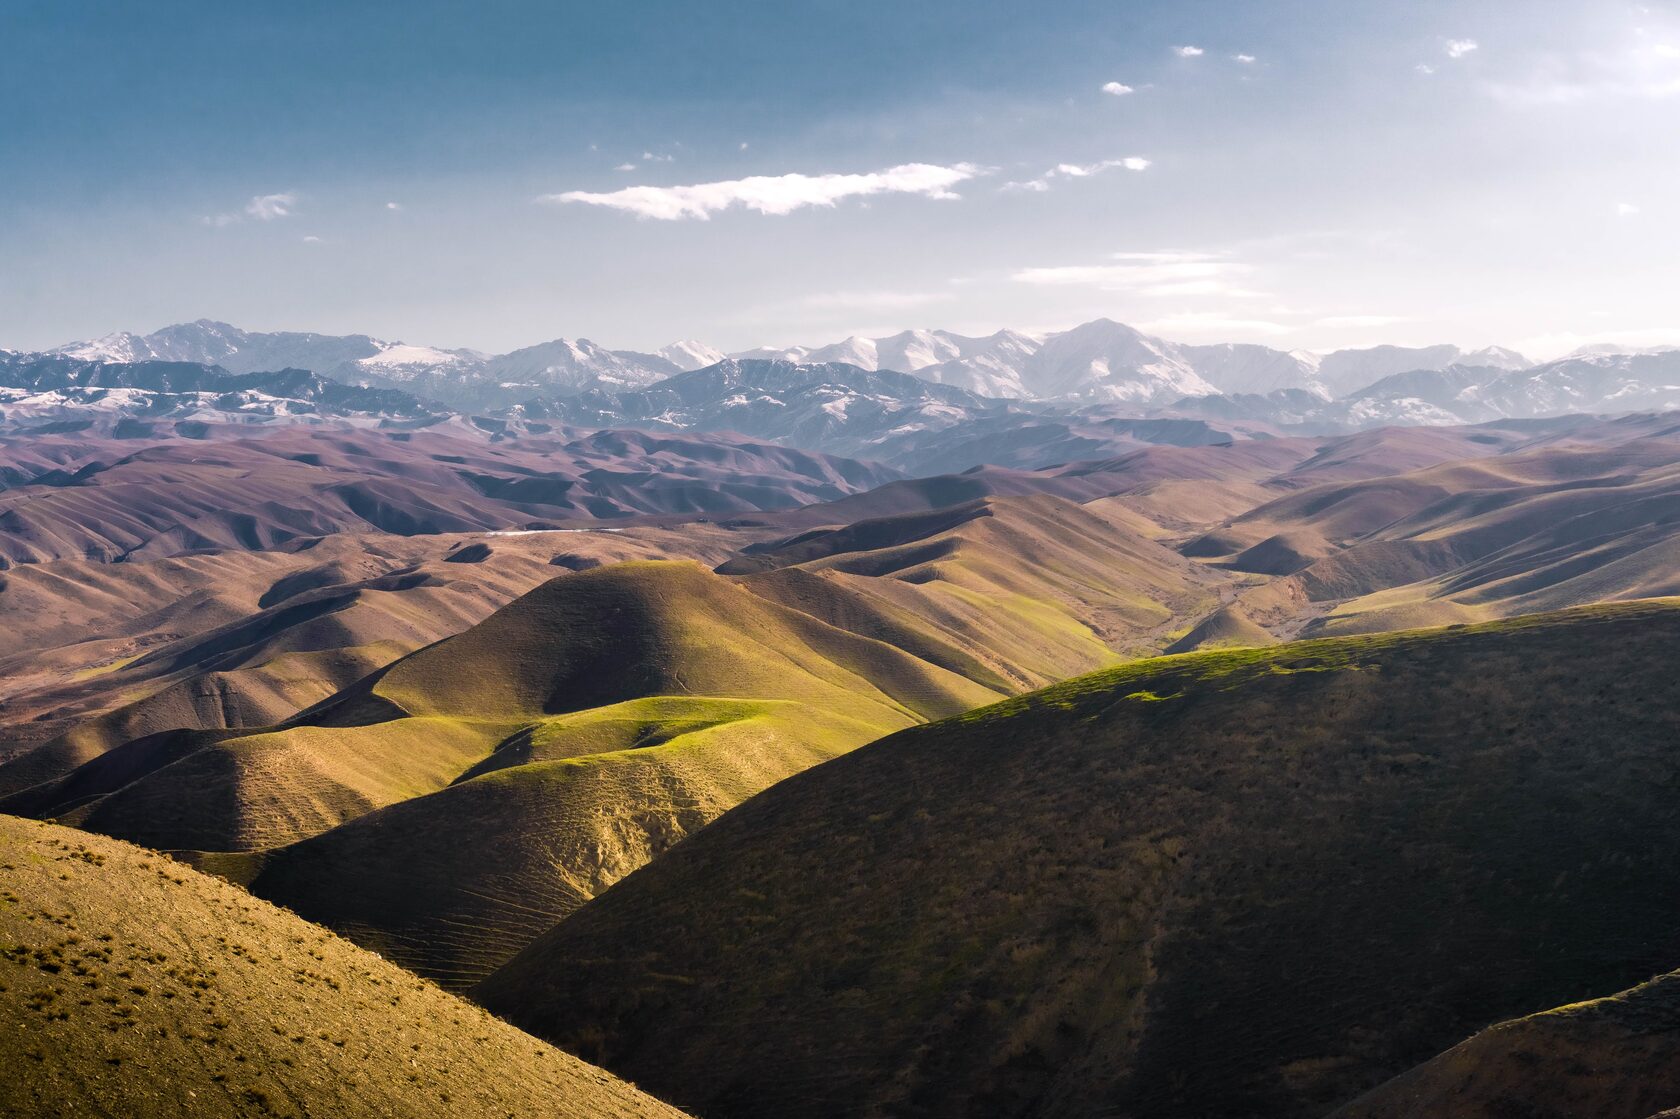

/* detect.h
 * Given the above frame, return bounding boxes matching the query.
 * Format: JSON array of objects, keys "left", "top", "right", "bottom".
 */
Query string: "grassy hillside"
[
  {"left": 1334, "top": 969, "right": 1680, "bottom": 1119},
  {"left": 17, "top": 496, "right": 1224, "bottom": 989},
  {"left": 0, "top": 523, "right": 737, "bottom": 796},
  {"left": 475, "top": 601, "right": 1680, "bottom": 1119},
  {"left": 0, "top": 814, "right": 682, "bottom": 1119},
  {"left": 58, "top": 561, "right": 991, "bottom": 855}
]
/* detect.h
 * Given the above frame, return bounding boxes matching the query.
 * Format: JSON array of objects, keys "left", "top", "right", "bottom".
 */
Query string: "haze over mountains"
[{"left": 19, "top": 320, "right": 1680, "bottom": 468}]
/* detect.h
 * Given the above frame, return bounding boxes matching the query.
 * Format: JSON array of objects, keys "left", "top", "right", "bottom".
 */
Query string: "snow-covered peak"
[
  {"left": 654, "top": 340, "right": 726, "bottom": 371},
  {"left": 358, "top": 342, "right": 466, "bottom": 368}
]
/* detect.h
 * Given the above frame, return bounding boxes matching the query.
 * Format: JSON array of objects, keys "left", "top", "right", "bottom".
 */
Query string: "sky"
[{"left": 3, "top": 0, "right": 1679, "bottom": 359}]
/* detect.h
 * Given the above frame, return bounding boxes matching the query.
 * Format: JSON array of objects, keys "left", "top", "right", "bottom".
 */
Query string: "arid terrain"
[{"left": 7, "top": 386, "right": 1680, "bottom": 1117}]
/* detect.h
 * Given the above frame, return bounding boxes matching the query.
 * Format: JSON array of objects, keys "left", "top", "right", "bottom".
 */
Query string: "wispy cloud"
[
  {"left": 1233, "top": 53, "right": 1257, "bottom": 64},
  {"left": 1137, "top": 311, "right": 1293, "bottom": 335},
  {"left": 301, "top": 234, "right": 322, "bottom": 244},
  {"left": 1445, "top": 38, "right": 1479, "bottom": 59},
  {"left": 800, "top": 289, "right": 955, "bottom": 312},
  {"left": 385, "top": 201, "right": 403, "bottom": 211},
  {"left": 1003, "top": 157, "right": 1149, "bottom": 193},
  {"left": 1174, "top": 45, "right": 1204, "bottom": 58},
  {"left": 1013, "top": 250, "right": 1256, "bottom": 297},
  {"left": 203, "top": 191, "right": 298, "bottom": 227},
  {"left": 1101, "top": 80, "right": 1134, "bottom": 95},
  {"left": 244, "top": 192, "right": 298, "bottom": 220},
  {"left": 614, "top": 163, "right": 638, "bottom": 172},
  {"left": 1314, "top": 314, "right": 1411, "bottom": 328},
  {"left": 1485, "top": 41, "right": 1680, "bottom": 104},
  {"left": 541, "top": 162, "right": 983, "bottom": 220}
]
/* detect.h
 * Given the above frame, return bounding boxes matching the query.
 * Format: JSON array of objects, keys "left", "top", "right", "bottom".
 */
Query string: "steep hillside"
[
  {"left": 1184, "top": 433, "right": 1680, "bottom": 638},
  {"left": 0, "top": 523, "right": 742, "bottom": 794},
  {"left": 42, "top": 560, "right": 1008, "bottom": 987},
  {"left": 57, "top": 561, "right": 992, "bottom": 855},
  {"left": 0, "top": 815, "right": 682, "bottom": 1119},
  {"left": 476, "top": 602, "right": 1680, "bottom": 1119},
  {"left": 1335, "top": 969, "right": 1680, "bottom": 1119},
  {"left": 26, "top": 498, "right": 1224, "bottom": 989}
]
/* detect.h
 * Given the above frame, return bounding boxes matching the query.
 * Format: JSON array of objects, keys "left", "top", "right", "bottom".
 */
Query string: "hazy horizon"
[{"left": 5, "top": 0, "right": 1679, "bottom": 359}]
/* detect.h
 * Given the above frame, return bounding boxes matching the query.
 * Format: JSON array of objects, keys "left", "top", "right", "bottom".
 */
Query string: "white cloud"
[
  {"left": 1233, "top": 53, "right": 1257, "bottom": 63},
  {"left": 642, "top": 151, "right": 674, "bottom": 163},
  {"left": 1101, "top": 80, "right": 1135, "bottom": 95},
  {"left": 302, "top": 235, "right": 322, "bottom": 243},
  {"left": 1138, "top": 311, "right": 1293, "bottom": 336},
  {"left": 1314, "top": 314, "right": 1412, "bottom": 328},
  {"left": 1003, "top": 157, "right": 1149, "bottom": 192},
  {"left": 614, "top": 163, "right": 638, "bottom": 172},
  {"left": 541, "top": 162, "right": 984, "bottom": 220},
  {"left": 244, "top": 192, "right": 298, "bottom": 221},
  {"left": 203, "top": 191, "right": 298, "bottom": 227},
  {"left": 1174, "top": 45, "right": 1204, "bottom": 58},
  {"left": 739, "top": 141, "right": 749, "bottom": 151},
  {"left": 385, "top": 201, "right": 402, "bottom": 211},
  {"left": 1618, "top": 201, "right": 1641, "bottom": 216},
  {"left": 1013, "top": 250, "right": 1255, "bottom": 298},
  {"left": 1445, "top": 39, "right": 1479, "bottom": 59},
  {"left": 1516, "top": 327, "right": 1680, "bottom": 361},
  {"left": 1416, "top": 62, "right": 1438, "bottom": 75},
  {"left": 800, "top": 289, "right": 955, "bottom": 312}
]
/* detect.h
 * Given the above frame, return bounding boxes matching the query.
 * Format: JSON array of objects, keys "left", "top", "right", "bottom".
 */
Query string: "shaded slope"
[
  {"left": 71, "top": 561, "right": 996, "bottom": 855},
  {"left": 477, "top": 602, "right": 1680, "bottom": 1119},
  {"left": 0, "top": 524, "right": 732, "bottom": 796},
  {"left": 1335, "top": 969, "right": 1680, "bottom": 1119},
  {"left": 0, "top": 815, "right": 682, "bottom": 1119}
]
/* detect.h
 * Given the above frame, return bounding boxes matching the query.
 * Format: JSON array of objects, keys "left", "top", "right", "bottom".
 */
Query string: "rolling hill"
[
  {"left": 1334, "top": 966, "right": 1680, "bottom": 1119},
  {"left": 0, "top": 814, "right": 682, "bottom": 1118},
  {"left": 10, "top": 495, "right": 1223, "bottom": 989},
  {"left": 474, "top": 601, "right": 1680, "bottom": 1119}
]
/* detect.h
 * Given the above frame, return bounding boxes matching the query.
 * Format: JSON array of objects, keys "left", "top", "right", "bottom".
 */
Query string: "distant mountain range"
[
  {"left": 48, "top": 317, "right": 1538, "bottom": 408},
  {"left": 15, "top": 320, "right": 1680, "bottom": 470}
]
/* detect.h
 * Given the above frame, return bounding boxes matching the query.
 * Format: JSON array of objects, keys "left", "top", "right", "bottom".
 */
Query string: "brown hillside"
[
  {"left": 476, "top": 601, "right": 1680, "bottom": 1119},
  {"left": 0, "top": 814, "right": 682, "bottom": 1119}
]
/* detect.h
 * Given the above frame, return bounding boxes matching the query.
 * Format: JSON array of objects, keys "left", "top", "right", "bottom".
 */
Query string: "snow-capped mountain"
[
  {"left": 482, "top": 338, "right": 665, "bottom": 392},
  {"left": 729, "top": 329, "right": 1044, "bottom": 397},
  {"left": 535, "top": 358, "right": 1023, "bottom": 464},
  {"left": 1015, "top": 319, "right": 1218, "bottom": 402},
  {"left": 655, "top": 340, "right": 727, "bottom": 372},
  {"left": 1314, "top": 343, "right": 1529, "bottom": 398},
  {"left": 53, "top": 320, "right": 675, "bottom": 409},
  {"left": 1178, "top": 343, "right": 1326, "bottom": 397},
  {"left": 0, "top": 354, "right": 443, "bottom": 431}
]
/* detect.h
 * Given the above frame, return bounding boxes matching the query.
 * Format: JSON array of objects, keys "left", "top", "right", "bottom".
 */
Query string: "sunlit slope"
[
  {"left": 0, "top": 526, "right": 714, "bottom": 798},
  {"left": 1335, "top": 969, "right": 1680, "bottom": 1119},
  {"left": 1179, "top": 440, "right": 1680, "bottom": 639},
  {"left": 735, "top": 494, "right": 1223, "bottom": 685},
  {"left": 476, "top": 601, "right": 1680, "bottom": 1119},
  {"left": 55, "top": 561, "right": 993, "bottom": 854},
  {"left": 0, "top": 815, "right": 683, "bottom": 1119},
  {"left": 243, "top": 697, "right": 881, "bottom": 988}
]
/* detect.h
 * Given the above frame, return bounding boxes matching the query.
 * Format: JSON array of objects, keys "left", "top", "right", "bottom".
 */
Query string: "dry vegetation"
[
  {"left": 0, "top": 815, "right": 682, "bottom": 1118},
  {"left": 476, "top": 601, "right": 1680, "bottom": 1119}
]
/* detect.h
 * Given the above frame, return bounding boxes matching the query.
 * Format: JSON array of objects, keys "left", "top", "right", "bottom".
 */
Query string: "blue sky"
[{"left": 4, "top": 0, "right": 1678, "bottom": 356}]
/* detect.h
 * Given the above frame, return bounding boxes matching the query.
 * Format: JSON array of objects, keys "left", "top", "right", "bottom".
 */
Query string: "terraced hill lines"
[
  {"left": 0, "top": 815, "right": 684, "bottom": 1119},
  {"left": 1184, "top": 439, "right": 1680, "bottom": 639},
  {"left": 735, "top": 494, "right": 1224, "bottom": 681},
  {"left": 1335, "top": 969, "right": 1680, "bottom": 1119},
  {"left": 0, "top": 518, "right": 749, "bottom": 775},
  {"left": 41, "top": 503, "right": 1220, "bottom": 989},
  {"left": 39, "top": 561, "right": 995, "bottom": 857},
  {"left": 474, "top": 601, "right": 1680, "bottom": 1119}
]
